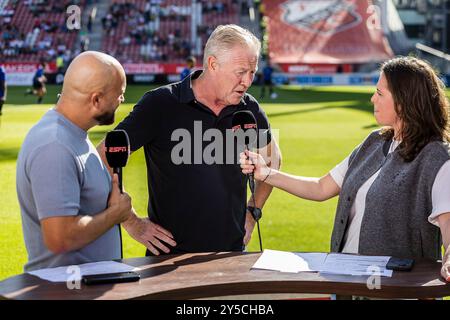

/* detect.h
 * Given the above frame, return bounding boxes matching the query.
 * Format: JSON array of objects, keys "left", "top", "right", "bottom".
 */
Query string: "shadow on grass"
[
  {"left": 0, "top": 148, "right": 20, "bottom": 162},
  {"left": 249, "top": 86, "right": 374, "bottom": 106},
  {"left": 5, "top": 86, "right": 61, "bottom": 106},
  {"left": 5, "top": 85, "right": 157, "bottom": 106},
  {"left": 267, "top": 101, "right": 374, "bottom": 119},
  {"left": 0, "top": 132, "right": 110, "bottom": 163},
  {"left": 7, "top": 85, "right": 376, "bottom": 107},
  {"left": 363, "top": 123, "right": 379, "bottom": 129}
]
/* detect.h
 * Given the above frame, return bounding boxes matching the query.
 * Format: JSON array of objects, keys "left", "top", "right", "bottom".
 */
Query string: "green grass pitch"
[{"left": 0, "top": 84, "right": 448, "bottom": 280}]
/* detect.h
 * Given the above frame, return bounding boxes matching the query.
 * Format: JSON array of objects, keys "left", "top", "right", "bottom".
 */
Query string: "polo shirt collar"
[
  {"left": 178, "top": 69, "right": 247, "bottom": 106},
  {"left": 50, "top": 108, "right": 88, "bottom": 139},
  {"left": 179, "top": 70, "right": 201, "bottom": 103}
]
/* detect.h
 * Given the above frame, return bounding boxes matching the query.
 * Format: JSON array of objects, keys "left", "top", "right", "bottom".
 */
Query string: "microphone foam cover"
[
  {"left": 104, "top": 130, "right": 130, "bottom": 168},
  {"left": 231, "top": 110, "right": 258, "bottom": 146}
]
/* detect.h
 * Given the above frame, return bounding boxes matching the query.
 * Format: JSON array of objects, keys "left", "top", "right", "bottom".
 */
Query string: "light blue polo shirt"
[{"left": 16, "top": 108, "right": 121, "bottom": 272}]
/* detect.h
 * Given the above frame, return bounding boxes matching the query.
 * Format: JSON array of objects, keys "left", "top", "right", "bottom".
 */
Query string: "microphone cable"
[
  {"left": 246, "top": 145, "right": 263, "bottom": 252},
  {"left": 114, "top": 167, "right": 124, "bottom": 260}
]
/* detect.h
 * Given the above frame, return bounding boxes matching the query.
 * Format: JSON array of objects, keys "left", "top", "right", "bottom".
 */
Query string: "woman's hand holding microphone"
[{"left": 240, "top": 150, "right": 272, "bottom": 183}]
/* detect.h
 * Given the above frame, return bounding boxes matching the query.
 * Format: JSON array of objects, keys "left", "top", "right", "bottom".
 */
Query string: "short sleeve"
[
  {"left": 328, "top": 141, "right": 363, "bottom": 188},
  {"left": 28, "top": 142, "right": 81, "bottom": 220},
  {"left": 115, "top": 91, "right": 161, "bottom": 152},
  {"left": 428, "top": 160, "right": 450, "bottom": 227},
  {"left": 329, "top": 155, "right": 350, "bottom": 188}
]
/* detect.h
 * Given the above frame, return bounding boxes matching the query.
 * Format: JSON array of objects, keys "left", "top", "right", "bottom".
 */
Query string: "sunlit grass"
[{"left": 1, "top": 85, "right": 449, "bottom": 282}]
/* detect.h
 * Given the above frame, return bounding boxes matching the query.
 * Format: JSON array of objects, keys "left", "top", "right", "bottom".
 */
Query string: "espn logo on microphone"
[
  {"left": 105, "top": 146, "right": 128, "bottom": 153},
  {"left": 232, "top": 123, "right": 257, "bottom": 132}
]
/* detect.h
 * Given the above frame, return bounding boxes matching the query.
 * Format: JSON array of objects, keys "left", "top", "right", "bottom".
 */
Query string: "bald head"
[
  {"left": 61, "top": 51, "right": 125, "bottom": 100},
  {"left": 56, "top": 51, "right": 126, "bottom": 131}
]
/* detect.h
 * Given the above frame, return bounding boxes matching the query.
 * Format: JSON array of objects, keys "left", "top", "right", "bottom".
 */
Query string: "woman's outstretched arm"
[{"left": 240, "top": 150, "right": 340, "bottom": 202}]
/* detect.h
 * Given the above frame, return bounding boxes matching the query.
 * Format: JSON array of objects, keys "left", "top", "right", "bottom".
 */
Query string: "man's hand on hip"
[{"left": 123, "top": 214, "right": 176, "bottom": 255}]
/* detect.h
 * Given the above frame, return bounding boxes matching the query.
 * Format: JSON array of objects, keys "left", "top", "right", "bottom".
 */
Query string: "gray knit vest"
[{"left": 331, "top": 130, "right": 450, "bottom": 260}]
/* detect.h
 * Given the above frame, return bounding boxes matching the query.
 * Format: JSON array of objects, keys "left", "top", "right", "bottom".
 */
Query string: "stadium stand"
[
  {"left": 0, "top": 0, "right": 240, "bottom": 66},
  {"left": 0, "top": 0, "right": 85, "bottom": 65},
  {"left": 100, "top": 0, "right": 239, "bottom": 63}
]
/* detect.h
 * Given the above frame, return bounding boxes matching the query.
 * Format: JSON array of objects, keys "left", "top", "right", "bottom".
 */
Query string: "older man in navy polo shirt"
[{"left": 98, "top": 24, "right": 281, "bottom": 256}]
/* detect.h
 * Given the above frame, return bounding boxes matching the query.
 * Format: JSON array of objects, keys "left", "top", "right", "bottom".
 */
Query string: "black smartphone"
[
  {"left": 386, "top": 258, "right": 414, "bottom": 271},
  {"left": 82, "top": 271, "right": 140, "bottom": 285}
]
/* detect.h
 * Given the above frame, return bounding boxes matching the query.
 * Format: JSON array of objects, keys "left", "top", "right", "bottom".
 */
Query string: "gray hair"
[{"left": 203, "top": 24, "right": 261, "bottom": 69}]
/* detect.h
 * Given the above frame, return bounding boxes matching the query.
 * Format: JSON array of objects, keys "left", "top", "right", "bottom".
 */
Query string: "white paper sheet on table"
[
  {"left": 252, "top": 249, "right": 328, "bottom": 273},
  {"left": 320, "top": 253, "right": 393, "bottom": 277},
  {"left": 252, "top": 249, "right": 393, "bottom": 277},
  {"left": 28, "top": 261, "right": 139, "bottom": 283}
]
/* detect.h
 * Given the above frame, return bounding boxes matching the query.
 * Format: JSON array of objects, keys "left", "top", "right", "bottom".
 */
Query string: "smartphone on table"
[{"left": 82, "top": 271, "right": 140, "bottom": 285}]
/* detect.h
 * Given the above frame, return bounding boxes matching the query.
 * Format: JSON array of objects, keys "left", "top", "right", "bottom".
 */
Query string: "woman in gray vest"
[{"left": 240, "top": 56, "right": 450, "bottom": 282}]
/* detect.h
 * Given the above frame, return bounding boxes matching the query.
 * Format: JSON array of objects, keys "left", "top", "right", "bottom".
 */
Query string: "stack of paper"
[
  {"left": 252, "top": 249, "right": 393, "bottom": 277},
  {"left": 28, "top": 261, "right": 139, "bottom": 283}
]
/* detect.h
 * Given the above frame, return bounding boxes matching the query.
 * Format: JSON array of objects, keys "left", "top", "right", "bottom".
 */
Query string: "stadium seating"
[
  {"left": 0, "top": 0, "right": 84, "bottom": 63},
  {"left": 0, "top": 0, "right": 239, "bottom": 65},
  {"left": 101, "top": 0, "right": 239, "bottom": 63}
]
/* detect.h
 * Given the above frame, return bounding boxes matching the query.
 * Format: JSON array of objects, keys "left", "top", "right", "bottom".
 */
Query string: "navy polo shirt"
[{"left": 116, "top": 70, "right": 271, "bottom": 254}]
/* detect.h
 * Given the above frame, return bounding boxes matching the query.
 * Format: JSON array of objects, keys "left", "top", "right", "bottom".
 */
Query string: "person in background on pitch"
[
  {"left": 97, "top": 24, "right": 281, "bottom": 256},
  {"left": 260, "top": 59, "right": 275, "bottom": 100},
  {"left": 0, "top": 65, "right": 6, "bottom": 116},
  {"left": 16, "top": 51, "right": 132, "bottom": 272},
  {"left": 241, "top": 56, "right": 450, "bottom": 284},
  {"left": 180, "top": 56, "right": 196, "bottom": 81},
  {"left": 25, "top": 62, "right": 47, "bottom": 104}
]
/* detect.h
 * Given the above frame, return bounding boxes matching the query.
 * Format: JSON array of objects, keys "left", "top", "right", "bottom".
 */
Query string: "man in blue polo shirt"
[{"left": 98, "top": 24, "right": 281, "bottom": 256}]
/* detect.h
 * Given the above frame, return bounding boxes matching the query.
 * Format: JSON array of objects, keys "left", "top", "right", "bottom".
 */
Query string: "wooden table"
[{"left": 1, "top": 252, "right": 449, "bottom": 300}]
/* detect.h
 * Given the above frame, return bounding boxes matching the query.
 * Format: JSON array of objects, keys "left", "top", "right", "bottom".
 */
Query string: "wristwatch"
[{"left": 247, "top": 206, "right": 262, "bottom": 222}]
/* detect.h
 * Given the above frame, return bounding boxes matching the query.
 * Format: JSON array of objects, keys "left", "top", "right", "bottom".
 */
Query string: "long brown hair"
[{"left": 380, "top": 56, "right": 450, "bottom": 162}]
